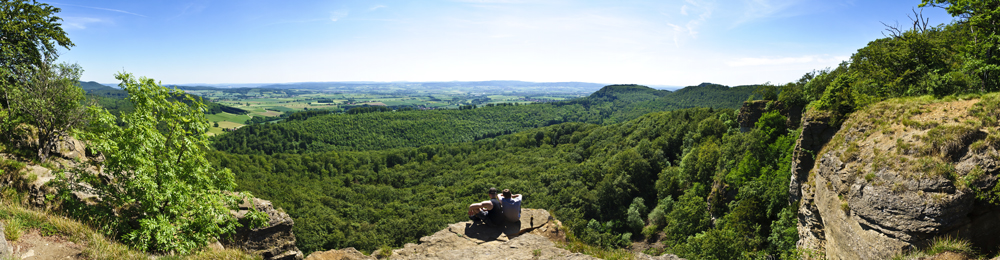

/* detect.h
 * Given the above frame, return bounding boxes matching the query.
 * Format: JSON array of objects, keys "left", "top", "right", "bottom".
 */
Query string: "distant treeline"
[{"left": 82, "top": 81, "right": 247, "bottom": 116}]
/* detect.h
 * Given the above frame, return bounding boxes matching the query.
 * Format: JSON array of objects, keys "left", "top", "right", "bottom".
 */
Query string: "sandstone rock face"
[
  {"left": 307, "top": 209, "right": 681, "bottom": 260},
  {"left": 796, "top": 98, "right": 1000, "bottom": 259},
  {"left": 224, "top": 197, "right": 304, "bottom": 260},
  {"left": 791, "top": 110, "right": 840, "bottom": 251}
]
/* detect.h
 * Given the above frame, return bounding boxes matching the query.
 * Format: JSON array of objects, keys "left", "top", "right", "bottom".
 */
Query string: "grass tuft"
[
  {"left": 892, "top": 236, "right": 977, "bottom": 260},
  {"left": 920, "top": 124, "right": 979, "bottom": 160},
  {"left": 927, "top": 236, "right": 975, "bottom": 255}
]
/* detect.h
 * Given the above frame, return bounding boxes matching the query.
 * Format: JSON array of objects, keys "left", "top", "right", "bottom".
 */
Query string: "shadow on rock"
[{"left": 463, "top": 220, "right": 523, "bottom": 242}]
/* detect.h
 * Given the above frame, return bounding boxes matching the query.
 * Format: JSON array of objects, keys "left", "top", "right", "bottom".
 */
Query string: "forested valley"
[{"left": 211, "top": 83, "right": 756, "bottom": 154}]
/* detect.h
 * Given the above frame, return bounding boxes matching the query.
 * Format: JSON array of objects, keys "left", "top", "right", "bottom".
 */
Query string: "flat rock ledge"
[{"left": 308, "top": 209, "right": 599, "bottom": 260}]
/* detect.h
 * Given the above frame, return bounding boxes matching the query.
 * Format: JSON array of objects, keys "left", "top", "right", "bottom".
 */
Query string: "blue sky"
[{"left": 52, "top": 0, "right": 954, "bottom": 87}]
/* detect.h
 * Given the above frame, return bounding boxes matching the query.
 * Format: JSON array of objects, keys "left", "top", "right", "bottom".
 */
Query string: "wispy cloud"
[
  {"left": 666, "top": 0, "right": 713, "bottom": 46},
  {"left": 726, "top": 55, "right": 848, "bottom": 66},
  {"left": 169, "top": 1, "right": 209, "bottom": 20},
  {"left": 330, "top": 9, "right": 350, "bottom": 22},
  {"left": 736, "top": 0, "right": 803, "bottom": 24},
  {"left": 50, "top": 2, "right": 145, "bottom": 17},
  {"left": 370, "top": 5, "right": 386, "bottom": 11},
  {"left": 62, "top": 17, "right": 109, "bottom": 29}
]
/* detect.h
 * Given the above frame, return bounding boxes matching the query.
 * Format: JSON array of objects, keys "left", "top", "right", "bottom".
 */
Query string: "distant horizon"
[{"left": 88, "top": 79, "right": 690, "bottom": 90}]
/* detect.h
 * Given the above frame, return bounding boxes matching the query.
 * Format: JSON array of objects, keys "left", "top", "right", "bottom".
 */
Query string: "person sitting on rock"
[
  {"left": 467, "top": 187, "right": 503, "bottom": 226},
  {"left": 499, "top": 189, "right": 522, "bottom": 223}
]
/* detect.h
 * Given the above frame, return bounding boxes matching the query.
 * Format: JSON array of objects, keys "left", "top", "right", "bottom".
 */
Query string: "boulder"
[
  {"left": 49, "top": 133, "right": 88, "bottom": 163},
  {"left": 223, "top": 196, "right": 304, "bottom": 260}
]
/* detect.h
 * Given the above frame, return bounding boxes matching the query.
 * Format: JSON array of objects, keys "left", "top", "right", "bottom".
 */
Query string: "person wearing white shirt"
[{"left": 499, "top": 189, "right": 522, "bottom": 223}]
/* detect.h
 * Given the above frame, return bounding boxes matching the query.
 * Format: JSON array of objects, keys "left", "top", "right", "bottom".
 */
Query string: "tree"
[
  {"left": 74, "top": 72, "right": 263, "bottom": 253},
  {"left": 10, "top": 62, "right": 88, "bottom": 162},
  {"left": 753, "top": 83, "right": 778, "bottom": 101},
  {"left": 0, "top": 0, "right": 74, "bottom": 109},
  {"left": 922, "top": 0, "right": 1000, "bottom": 91}
]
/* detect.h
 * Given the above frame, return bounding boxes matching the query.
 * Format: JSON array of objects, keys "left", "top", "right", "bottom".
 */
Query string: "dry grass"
[{"left": 892, "top": 237, "right": 978, "bottom": 260}]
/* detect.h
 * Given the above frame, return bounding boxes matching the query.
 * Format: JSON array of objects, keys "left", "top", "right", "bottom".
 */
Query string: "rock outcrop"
[
  {"left": 388, "top": 208, "right": 593, "bottom": 260},
  {"left": 224, "top": 196, "right": 305, "bottom": 260},
  {"left": 795, "top": 97, "right": 1000, "bottom": 259},
  {"left": 306, "top": 209, "right": 680, "bottom": 260},
  {"left": 737, "top": 100, "right": 804, "bottom": 132},
  {"left": 0, "top": 134, "right": 103, "bottom": 209},
  {"left": 309, "top": 209, "right": 683, "bottom": 260}
]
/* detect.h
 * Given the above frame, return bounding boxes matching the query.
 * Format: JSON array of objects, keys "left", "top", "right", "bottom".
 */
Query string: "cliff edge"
[{"left": 795, "top": 95, "right": 1000, "bottom": 259}]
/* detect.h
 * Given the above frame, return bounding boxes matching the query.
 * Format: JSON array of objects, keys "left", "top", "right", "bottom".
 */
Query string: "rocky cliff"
[{"left": 794, "top": 95, "right": 1000, "bottom": 259}]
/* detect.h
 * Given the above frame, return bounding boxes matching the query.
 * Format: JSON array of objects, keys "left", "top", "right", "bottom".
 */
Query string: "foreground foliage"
[{"left": 61, "top": 73, "right": 264, "bottom": 254}]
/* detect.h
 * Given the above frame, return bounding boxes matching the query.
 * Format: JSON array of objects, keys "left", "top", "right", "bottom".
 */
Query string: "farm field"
[{"left": 178, "top": 83, "right": 594, "bottom": 134}]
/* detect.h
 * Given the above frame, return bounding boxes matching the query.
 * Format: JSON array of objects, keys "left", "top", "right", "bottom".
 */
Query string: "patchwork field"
[{"left": 185, "top": 85, "right": 591, "bottom": 135}]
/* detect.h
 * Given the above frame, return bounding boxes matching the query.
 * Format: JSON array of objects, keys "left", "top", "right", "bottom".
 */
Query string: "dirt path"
[{"left": 11, "top": 229, "right": 84, "bottom": 259}]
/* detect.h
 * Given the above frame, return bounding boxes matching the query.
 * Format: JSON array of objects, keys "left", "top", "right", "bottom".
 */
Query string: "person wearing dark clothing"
[{"left": 467, "top": 188, "right": 502, "bottom": 226}]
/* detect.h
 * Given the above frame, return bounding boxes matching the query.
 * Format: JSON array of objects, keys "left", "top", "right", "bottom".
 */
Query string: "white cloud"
[
  {"left": 726, "top": 55, "right": 848, "bottom": 67},
  {"left": 736, "top": 0, "right": 804, "bottom": 24},
  {"left": 63, "top": 17, "right": 108, "bottom": 29},
  {"left": 370, "top": 5, "right": 386, "bottom": 11},
  {"left": 665, "top": 0, "right": 713, "bottom": 45},
  {"left": 50, "top": 2, "right": 145, "bottom": 17},
  {"left": 330, "top": 9, "right": 350, "bottom": 21}
]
